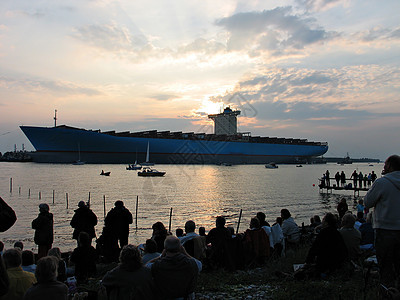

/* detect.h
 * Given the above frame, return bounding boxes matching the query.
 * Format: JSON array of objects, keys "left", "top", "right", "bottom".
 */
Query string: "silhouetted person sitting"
[
  {"left": 281, "top": 209, "right": 301, "bottom": 246},
  {"left": 23, "top": 256, "right": 68, "bottom": 300},
  {"left": 96, "top": 226, "right": 120, "bottom": 263},
  {"left": 102, "top": 245, "right": 155, "bottom": 300},
  {"left": 70, "top": 232, "right": 98, "bottom": 285},
  {"left": 148, "top": 236, "right": 202, "bottom": 299},
  {"left": 206, "top": 216, "right": 232, "bottom": 269},
  {"left": 141, "top": 239, "right": 161, "bottom": 265},
  {"left": 339, "top": 213, "right": 361, "bottom": 261},
  {"left": 47, "top": 248, "right": 67, "bottom": 283},
  {"left": 151, "top": 222, "right": 169, "bottom": 253},
  {"left": 13, "top": 242, "right": 23, "bottom": 251},
  {"left": 305, "top": 213, "right": 348, "bottom": 277},
  {"left": 199, "top": 227, "right": 206, "bottom": 236},
  {"left": 243, "top": 218, "right": 270, "bottom": 267},
  {"left": 180, "top": 220, "right": 199, "bottom": 245},
  {"left": 21, "top": 250, "right": 36, "bottom": 274},
  {"left": 175, "top": 228, "right": 184, "bottom": 238},
  {"left": 337, "top": 198, "right": 348, "bottom": 220},
  {"left": 256, "top": 212, "right": 270, "bottom": 227}
]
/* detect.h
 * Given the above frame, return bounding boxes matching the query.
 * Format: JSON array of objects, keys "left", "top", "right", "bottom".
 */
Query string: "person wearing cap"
[
  {"left": 70, "top": 201, "right": 98, "bottom": 245},
  {"left": 147, "top": 235, "right": 202, "bottom": 299},
  {"left": 32, "top": 204, "right": 53, "bottom": 260},
  {"left": 104, "top": 201, "right": 133, "bottom": 249}
]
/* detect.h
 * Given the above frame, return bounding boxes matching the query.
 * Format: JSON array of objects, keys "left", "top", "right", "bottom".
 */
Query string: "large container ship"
[{"left": 20, "top": 108, "right": 328, "bottom": 164}]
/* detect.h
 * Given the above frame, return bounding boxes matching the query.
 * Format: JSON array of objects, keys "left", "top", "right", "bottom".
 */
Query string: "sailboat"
[
  {"left": 73, "top": 143, "right": 85, "bottom": 165},
  {"left": 141, "top": 142, "right": 154, "bottom": 166}
]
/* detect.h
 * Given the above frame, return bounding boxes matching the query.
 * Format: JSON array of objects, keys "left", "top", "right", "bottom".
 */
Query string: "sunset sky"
[{"left": 0, "top": 0, "right": 399, "bottom": 160}]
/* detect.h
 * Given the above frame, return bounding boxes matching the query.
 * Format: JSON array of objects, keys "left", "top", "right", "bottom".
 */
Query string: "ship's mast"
[{"left": 54, "top": 109, "right": 57, "bottom": 127}]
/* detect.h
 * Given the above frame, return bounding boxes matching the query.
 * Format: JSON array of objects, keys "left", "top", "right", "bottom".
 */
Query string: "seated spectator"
[
  {"left": 102, "top": 245, "right": 155, "bottom": 300},
  {"left": 21, "top": 250, "right": 36, "bottom": 274},
  {"left": 23, "top": 256, "right": 68, "bottom": 300},
  {"left": 305, "top": 213, "right": 348, "bottom": 276},
  {"left": 0, "top": 255, "right": 8, "bottom": 297},
  {"left": 270, "top": 220, "right": 285, "bottom": 257},
  {"left": 256, "top": 212, "right": 270, "bottom": 227},
  {"left": 359, "top": 212, "right": 374, "bottom": 250},
  {"left": 2, "top": 248, "right": 36, "bottom": 299},
  {"left": 13, "top": 242, "right": 23, "bottom": 251},
  {"left": 47, "top": 248, "right": 67, "bottom": 282},
  {"left": 310, "top": 215, "right": 322, "bottom": 229},
  {"left": 199, "top": 227, "right": 206, "bottom": 237},
  {"left": 96, "top": 226, "right": 120, "bottom": 263},
  {"left": 206, "top": 216, "right": 232, "bottom": 268},
  {"left": 70, "top": 232, "right": 98, "bottom": 285},
  {"left": 354, "top": 211, "right": 366, "bottom": 231},
  {"left": 180, "top": 220, "right": 199, "bottom": 245},
  {"left": 148, "top": 236, "right": 201, "bottom": 299},
  {"left": 339, "top": 213, "right": 361, "bottom": 261},
  {"left": 141, "top": 239, "right": 160, "bottom": 265},
  {"left": 175, "top": 228, "right": 184, "bottom": 238},
  {"left": 151, "top": 222, "right": 169, "bottom": 253},
  {"left": 243, "top": 218, "right": 270, "bottom": 266},
  {"left": 281, "top": 209, "right": 301, "bottom": 245},
  {"left": 227, "top": 226, "right": 236, "bottom": 238}
]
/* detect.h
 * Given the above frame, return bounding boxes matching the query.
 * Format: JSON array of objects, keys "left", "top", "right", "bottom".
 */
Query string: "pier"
[{"left": 318, "top": 178, "right": 371, "bottom": 196}]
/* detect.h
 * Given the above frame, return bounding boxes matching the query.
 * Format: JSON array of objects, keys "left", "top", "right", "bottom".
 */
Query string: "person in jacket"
[
  {"left": 1, "top": 248, "right": 36, "bottom": 300},
  {"left": 102, "top": 245, "right": 155, "bottom": 300},
  {"left": 31, "top": 204, "right": 53, "bottom": 260},
  {"left": 281, "top": 209, "right": 300, "bottom": 244},
  {"left": 148, "top": 236, "right": 202, "bottom": 299},
  {"left": 364, "top": 154, "right": 400, "bottom": 288},
  {"left": 104, "top": 201, "right": 133, "bottom": 249},
  {"left": 70, "top": 201, "right": 98, "bottom": 245},
  {"left": 23, "top": 256, "right": 68, "bottom": 300}
]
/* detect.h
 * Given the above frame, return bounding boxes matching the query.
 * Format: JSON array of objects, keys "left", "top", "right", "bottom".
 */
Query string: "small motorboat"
[
  {"left": 100, "top": 170, "right": 111, "bottom": 176},
  {"left": 265, "top": 162, "right": 278, "bottom": 169},
  {"left": 296, "top": 165, "right": 303, "bottom": 167},
  {"left": 138, "top": 167, "right": 166, "bottom": 177}
]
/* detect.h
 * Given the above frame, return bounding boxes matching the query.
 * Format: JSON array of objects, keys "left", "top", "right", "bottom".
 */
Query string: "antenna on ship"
[{"left": 54, "top": 109, "right": 57, "bottom": 127}]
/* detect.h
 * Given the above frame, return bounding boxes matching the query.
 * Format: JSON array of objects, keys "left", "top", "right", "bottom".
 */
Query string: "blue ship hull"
[{"left": 20, "top": 125, "right": 328, "bottom": 164}]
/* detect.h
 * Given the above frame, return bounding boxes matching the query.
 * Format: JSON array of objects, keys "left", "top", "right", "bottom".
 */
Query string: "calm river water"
[{"left": 0, "top": 162, "right": 383, "bottom": 252}]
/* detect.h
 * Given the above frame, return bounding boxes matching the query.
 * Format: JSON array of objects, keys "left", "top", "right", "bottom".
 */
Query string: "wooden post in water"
[
  {"left": 103, "top": 195, "right": 106, "bottom": 219},
  {"left": 19, "top": 187, "right": 21, "bottom": 195},
  {"left": 88, "top": 192, "right": 91, "bottom": 208},
  {"left": 28, "top": 189, "right": 30, "bottom": 198},
  {"left": 9, "top": 178, "right": 12, "bottom": 193},
  {"left": 236, "top": 209, "right": 243, "bottom": 235},
  {"left": 66, "top": 193, "right": 69, "bottom": 209},
  {"left": 168, "top": 208, "right": 173, "bottom": 233},
  {"left": 52, "top": 190, "right": 55, "bottom": 204},
  {"left": 39, "top": 191, "right": 41, "bottom": 200},
  {"left": 135, "top": 195, "right": 139, "bottom": 229}
]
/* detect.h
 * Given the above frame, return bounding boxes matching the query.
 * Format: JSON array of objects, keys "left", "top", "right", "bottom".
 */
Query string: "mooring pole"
[
  {"left": 10, "top": 178, "right": 12, "bottom": 193},
  {"left": 103, "top": 195, "right": 106, "bottom": 219},
  {"left": 53, "top": 190, "right": 55, "bottom": 204},
  {"left": 236, "top": 209, "right": 243, "bottom": 235},
  {"left": 168, "top": 208, "right": 173, "bottom": 233},
  {"left": 66, "top": 193, "right": 69, "bottom": 209},
  {"left": 135, "top": 195, "right": 139, "bottom": 229}
]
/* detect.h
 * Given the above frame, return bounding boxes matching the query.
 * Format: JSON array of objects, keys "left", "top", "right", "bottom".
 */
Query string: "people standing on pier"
[
  {"left": 371, "top": 171, "right": 377, "bottom": 183},
  {"left": 351, "top": 170, "right": 358, "bottom": 188},
  {"left": 31, "top": 204, "right": 53, "bottom": 260},
  {"left": 335, "top": 172, "right": 340, "bottom": 187},
  {"left": 325, "top": 170, "right": 330, "bottom": 187},
  {"left": 104, "top": 201, "right": 133, "bottom": 249},
  {"left": 364, "top": 154, "right": 400, "bottom": 289},
  {"left": 340, "top": 171, "right": 346, "bottom": 187},
  {"left": 70, "top": 201, "right": 98, "bottom": 245},
  {"left": 363, "top": 174, "right": 368, "bottom": 188},
  {"left": 358, "top": 171, "right": 363, "bottom": 189}
]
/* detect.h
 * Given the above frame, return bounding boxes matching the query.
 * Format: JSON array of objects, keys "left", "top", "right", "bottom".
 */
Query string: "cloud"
[
  {"left": 353, "top": 27, "right": 400, "bottom": 42},
  {"left": 295, "top": 0, "right": 343, "bottom": 12},
  {"left": 215, "top": 7, "right": 334, "bottom": 56},
  {"left": 148, "top": 93, "right": 179, "bottom": 101},
  {"left": 0, "top": 75, "right": 101, "bottom": 97}
]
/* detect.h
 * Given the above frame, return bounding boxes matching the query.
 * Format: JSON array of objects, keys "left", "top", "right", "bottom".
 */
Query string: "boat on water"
[
  {"left": 140, "top": 142, "right": 154, "bottom": 166},
  {"left": 337, "top": 153, "right": 352, "bottom": 165},
  {"left": 265, "top": 162, "right": 278, "bottom": 169},
  {"left": 126, "top": 161, "right": 142, "bottom": 170},
  {"left": 20, "top": 107, "right": 328, "bottom": 164},
  {"left": 100, "top": 170, "right": 111, "bottom": 176},
  {"left": 137, "top": 167, "right": 166, "bottom": 177}
]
